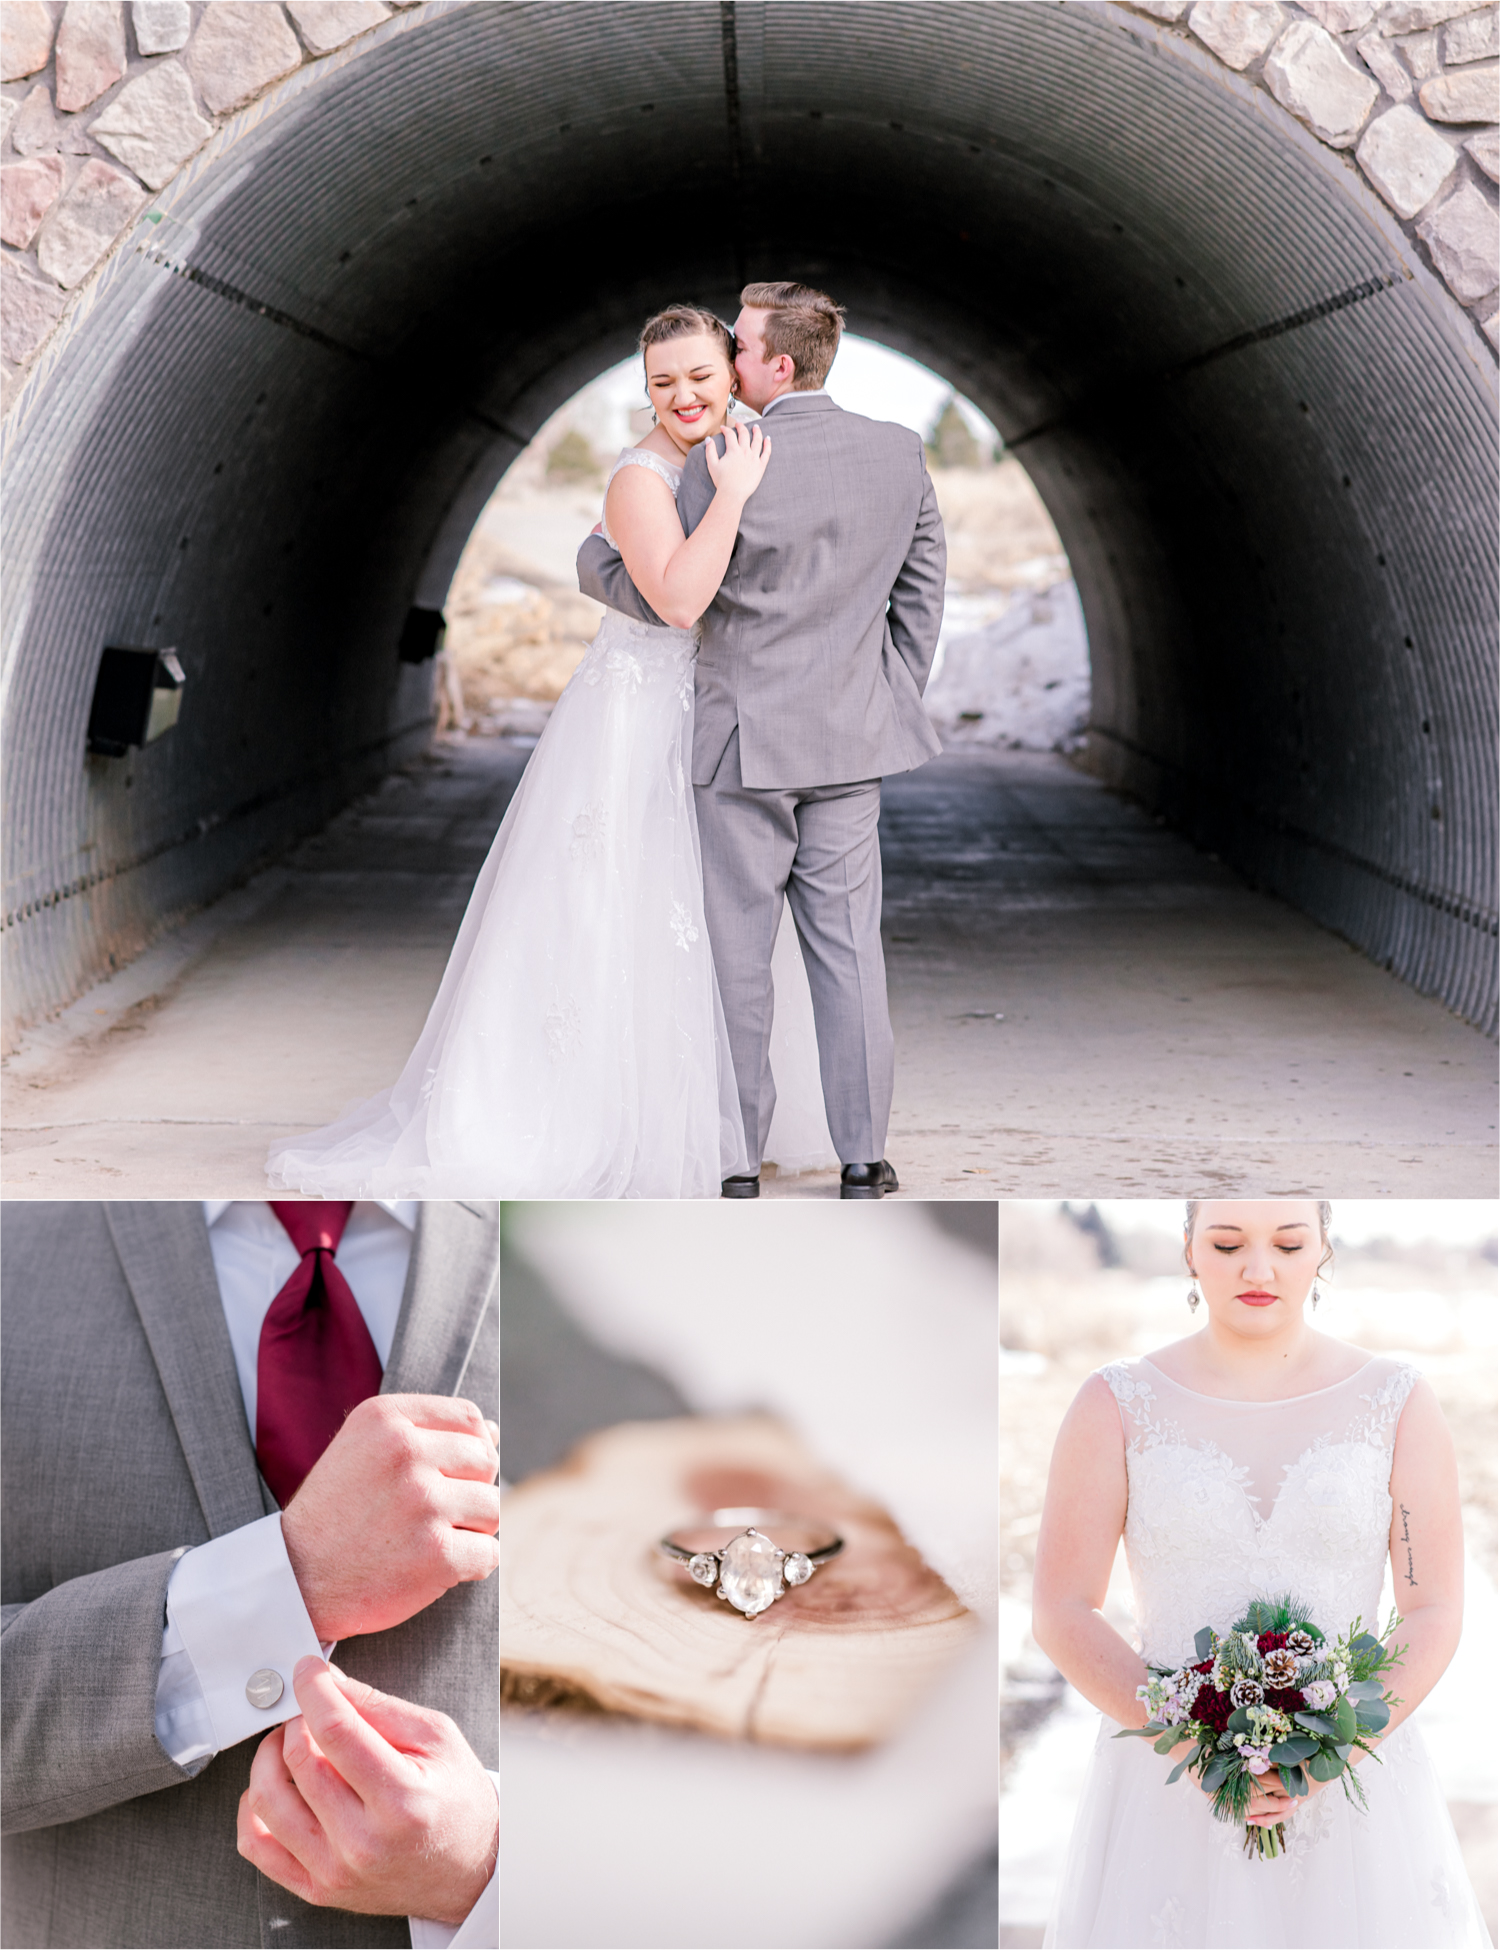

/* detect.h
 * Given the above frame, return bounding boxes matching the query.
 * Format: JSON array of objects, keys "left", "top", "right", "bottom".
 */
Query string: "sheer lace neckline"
[{"left": 1138, "top": 1351, "right": 1379, "bottom": 1406}]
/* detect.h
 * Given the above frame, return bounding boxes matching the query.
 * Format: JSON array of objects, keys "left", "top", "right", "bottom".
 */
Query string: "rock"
[
  {"left": 36, "top": 157, "right": 145, "bottom": 288},
  {"left": 1466, "top": 125, "right": 1500, "bottom": 175},
  {"left": 184, "top": 2, "right": 303, "bottom": 114},
  {"left": 132, "top": 0, "right": 191, "bottom": 55},
  {"left": 56, "top": 1, "right": 128, "bottom": 113},
  {"left": 0, "top": 257, "right": 67, "bottom": 366},
  {"left": 1420, "top": 64, "right": 1500, "bottom": 119},
  {"left": 1357, "top": 102, "right": 1458, "bottom": 214},
  {"left": 1298, "top": 1, "right": 1375, "bottom": 30},
  {"left": 1444, "top": 7, "right": 1500, "bottom": 59},
  {"left": 0, "top": 98, "right": 13, "bottom": 146},
  {"left": 1124, "top": 1, "right": 1191, "bottom": 15},
  {"left": 0, "top": 156, "right": 65, "bottom": 249},
  {"left": 1396, "top": 28, "right": 1442, "bottom": 77},
  {"left": 1482, "top": 305, "right": 1499, "bottom": 346},
  {"left": 285, "top": 1, "right": 390, "bottom": 54},
  {"left": 1379, "top": 0, "right": 1490, "bottom": 29},
  {"left": 1356, "top": 28, "right": 1413, "bottom": 96},
  {"left": 1188, "top": 1, "right": 1283, "bottom": 70},
  {"left": 0, "top": 1, "right": 56, "bottom": 82},
  {"left": 1264, "top": 18, "right": 1379, "bottom": 143},
  {"left": 10, "top": 84, "right": 60, "bottom": 157},
  {"left": 1417, "top": 180, "right": 1500, "bottom": 299},
  {"left": 90, "top": 63, "right": 214, "bottom": 190}
]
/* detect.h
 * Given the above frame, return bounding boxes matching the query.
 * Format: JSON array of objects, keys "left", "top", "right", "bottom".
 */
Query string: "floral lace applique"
[
  {"left": 669, "top": 900, "right": 699, "bottom": 952},
  {"left": 569, "top": 802, "right": 606, "bottom": 862},
  {"left": 543, "top": 992, "right": 582, "bottom": 1063},
  {"left": 1350, "top": 1364, "right": 1421, "bottom": 1452}
]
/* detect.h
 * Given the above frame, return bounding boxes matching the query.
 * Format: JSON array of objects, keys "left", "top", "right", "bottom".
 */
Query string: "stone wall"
[
  {"left": 2, "top": 1, "right": 1495, "bottom": 413},
  {"left": 0, "top": 0, "right": 413, "bottom": 408},
  {"left": 1124, "top": 0, "right": 1498, "bottom": 343}
]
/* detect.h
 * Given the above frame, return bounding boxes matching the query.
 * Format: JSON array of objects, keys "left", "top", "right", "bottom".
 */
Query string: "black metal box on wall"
[
  {"left": 398, "top": 607, "right": 446, "bottom": 664},
  {"left": 86, "top": 647, "right": 186, "bottom": 757}
]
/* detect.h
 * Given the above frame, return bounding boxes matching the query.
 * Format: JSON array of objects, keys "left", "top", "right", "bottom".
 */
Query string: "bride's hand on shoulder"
[{"left": 705, "top": 420, "right": 771, "bottom": 502}]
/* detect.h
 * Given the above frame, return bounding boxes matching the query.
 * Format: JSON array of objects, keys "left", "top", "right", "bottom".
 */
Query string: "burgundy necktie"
[{"left": 256, "top": 1202, "right": 384, "bottom": 1509}]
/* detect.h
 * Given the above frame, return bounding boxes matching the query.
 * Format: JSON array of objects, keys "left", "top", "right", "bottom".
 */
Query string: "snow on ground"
[{"left": 923, "top": 580, "right": 1090, "bottom": 752}]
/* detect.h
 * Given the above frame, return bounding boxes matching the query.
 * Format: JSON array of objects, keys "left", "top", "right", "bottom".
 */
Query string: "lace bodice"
[
  {"left": 598, "top": 445, "right": 683, "bottom": 548},
  {"left": 1101, "top": 1355, "right": 1418, "bottom": 1669}
]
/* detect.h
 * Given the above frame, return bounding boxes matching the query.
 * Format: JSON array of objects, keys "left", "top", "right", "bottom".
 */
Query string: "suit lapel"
[
  {"left": 382, "top": 1201, "right": 497, "bottom": 1399},
  {"left": 106, "top": 1201, "right": 266, "bottom": 1538}
]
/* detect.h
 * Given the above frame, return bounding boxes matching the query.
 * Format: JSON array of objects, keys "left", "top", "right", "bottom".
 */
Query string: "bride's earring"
[
  {"left": 1186, "top": 1279, "right": 1201, "bottom": 1312},
  {"left": 1311, "top": 1279, "right": 1322, "bottom": 1309}
]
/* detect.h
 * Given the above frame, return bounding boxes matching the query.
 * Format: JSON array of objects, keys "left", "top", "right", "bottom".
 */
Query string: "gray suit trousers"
[{"left": 696, "top": 728, "right": 893, "bottom": 1167}]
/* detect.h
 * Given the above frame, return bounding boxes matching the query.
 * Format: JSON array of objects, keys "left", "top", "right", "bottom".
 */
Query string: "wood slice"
[{"left": 500, "top": 1414, "right": 976, "bottom": 1750}]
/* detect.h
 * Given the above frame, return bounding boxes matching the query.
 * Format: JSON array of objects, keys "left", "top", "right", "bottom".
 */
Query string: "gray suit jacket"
[
  {"left": 1, "top": 1201, "right": 498, "bottom": 1950},
  {"left": 578, "top": 393, "right": 947, "bottom": 789}
]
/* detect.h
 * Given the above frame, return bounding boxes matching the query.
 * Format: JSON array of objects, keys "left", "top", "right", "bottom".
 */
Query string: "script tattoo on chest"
[{"left": 1399, "top": 1503, "right": 1417, "bottom": 1587}]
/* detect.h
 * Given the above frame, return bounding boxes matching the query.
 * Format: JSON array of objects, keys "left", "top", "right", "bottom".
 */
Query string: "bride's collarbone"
[{"left": 1142, "top": 1329, "right": 1372, "bottom": 1402}]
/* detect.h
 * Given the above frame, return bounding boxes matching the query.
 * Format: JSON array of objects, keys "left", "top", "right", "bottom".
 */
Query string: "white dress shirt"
[
  {"left": 151, "top": 1201, "right": 495, "bottom": 1950},
  {"left": 758, "top": 386, "right": 827, "bottom": 415}
]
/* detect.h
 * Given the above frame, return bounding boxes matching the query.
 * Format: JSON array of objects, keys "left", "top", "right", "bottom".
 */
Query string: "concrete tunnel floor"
[{"left": 1, "top": 735, "right": 1494, "bottom": 1200}]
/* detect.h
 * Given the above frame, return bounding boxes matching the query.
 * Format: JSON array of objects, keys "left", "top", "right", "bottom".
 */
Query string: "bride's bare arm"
[
  {"left": 605, "top": 424, "right": 770, "bottom": 629},
  {"left": 1362, "top": 1377, "right": 1465, "bottom": 1750},
  {"left": 1031, "top": 1374, "right": 1148, "bottom": 1725}
]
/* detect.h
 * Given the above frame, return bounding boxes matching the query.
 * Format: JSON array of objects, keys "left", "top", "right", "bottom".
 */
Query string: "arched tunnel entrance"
[{"left": 3, "top": 0, "right": 1495, "bottom": 1070}]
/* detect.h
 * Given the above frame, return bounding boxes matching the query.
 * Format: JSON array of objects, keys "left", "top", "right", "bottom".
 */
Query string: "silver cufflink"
[{"left": 245, "top": 1668, "right": 284, "bottom": 1710}]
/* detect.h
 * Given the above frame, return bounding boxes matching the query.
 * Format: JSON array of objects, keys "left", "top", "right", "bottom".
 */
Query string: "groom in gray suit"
[
  {"left": 1, "top": 1200, "right": 497, "bottom": 1949},
  {"left": 579, "top": 281, "right": 947, "bottom": 1197}
]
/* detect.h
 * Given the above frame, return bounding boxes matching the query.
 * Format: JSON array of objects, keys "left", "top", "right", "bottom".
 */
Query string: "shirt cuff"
[
  {"left": 408, "top": 1771, "right": 499, "bottom": 1950},
  {"left": 156, "top": 1513, "right": 331, "bottom": 1761}
]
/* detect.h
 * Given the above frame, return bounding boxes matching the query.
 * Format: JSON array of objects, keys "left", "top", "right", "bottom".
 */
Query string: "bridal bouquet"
[{"left": 1116, "top": 1594, "right": 1405, "bottom": 1860}]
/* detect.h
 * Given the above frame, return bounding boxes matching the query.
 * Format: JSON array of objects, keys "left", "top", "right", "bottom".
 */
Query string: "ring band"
[{"left": 659, "top": 1507, "right": 845, "bottom": 1618}]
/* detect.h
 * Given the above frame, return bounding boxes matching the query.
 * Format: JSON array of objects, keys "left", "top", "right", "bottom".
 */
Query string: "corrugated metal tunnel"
[{"left": 3, "top": 0, "right": 1495, "bottom": 1043}]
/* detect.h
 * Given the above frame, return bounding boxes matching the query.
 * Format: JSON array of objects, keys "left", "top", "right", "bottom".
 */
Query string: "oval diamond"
[
  {"left": 687, "top": 1552, "right": 718, "bottom": 1586},
  {"left": 718, "top": 1530, "right": 783, "bottom": 1615},
  {"left": 784, "top": 1552, "right": 813, "bottom": 1586}
]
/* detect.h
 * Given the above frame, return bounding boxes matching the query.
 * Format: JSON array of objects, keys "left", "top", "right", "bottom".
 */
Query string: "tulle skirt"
[
  {"left": 1045, "top": 1714, "right": 1491, "bottom": 1949},
  {"left": 265, "top": 611, "right": 836, "bottom": 1198}
]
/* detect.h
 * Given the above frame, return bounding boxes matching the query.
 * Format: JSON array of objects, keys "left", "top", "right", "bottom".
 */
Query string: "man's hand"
[
  {"left": 280, "top": 1395, "right": 499, "bottom": 1641},
  {"left": 237, "top": 1658, "right": 497, "bottom": 1926}
]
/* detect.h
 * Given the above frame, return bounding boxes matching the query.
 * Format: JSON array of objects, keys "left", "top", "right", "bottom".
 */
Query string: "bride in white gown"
[
  {"left": 1033, "top": 1199, "right": 1491, "bottom": 1949},
  {"left": 266, "top": 306, "right": 835, "bottom": 1198}
]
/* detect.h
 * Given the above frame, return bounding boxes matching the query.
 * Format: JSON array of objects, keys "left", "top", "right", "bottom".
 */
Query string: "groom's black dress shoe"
[
  {"left": 840, "top": 1160, "right": 899, "bottom": 1199},
  {"left": 721, "top": 1173, "right": 761, "bottom": 1199}
]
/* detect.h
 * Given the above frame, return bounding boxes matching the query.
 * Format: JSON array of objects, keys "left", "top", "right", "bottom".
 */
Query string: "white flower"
[{"left": 1302, "top": 1679, "right": 1338, "bottom": 1710}]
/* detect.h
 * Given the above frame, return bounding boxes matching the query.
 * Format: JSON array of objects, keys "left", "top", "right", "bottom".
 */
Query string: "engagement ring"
[{"left": 659, "top": 1507, "right": 845, "bottom": 1617}]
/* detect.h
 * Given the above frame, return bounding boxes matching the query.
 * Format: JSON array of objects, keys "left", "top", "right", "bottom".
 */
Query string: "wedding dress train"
[
  {"left": 1045, "top": 1355, "right": 1491, "bottom": 1949},
  {"left": 266, "top": 448, "right": 836, "bottom": 1198}
]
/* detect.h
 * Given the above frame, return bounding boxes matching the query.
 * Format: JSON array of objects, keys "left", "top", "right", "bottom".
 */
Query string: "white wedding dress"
[
  {"left": 1046, "top": 1354, "right": 1491, "bottom": 1950},
  {"left": 266, "top": 448, "right": 836, "bottom": 1199}
]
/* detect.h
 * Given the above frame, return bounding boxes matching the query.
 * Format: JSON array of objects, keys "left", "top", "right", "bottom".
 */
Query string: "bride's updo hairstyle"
[
  {"left": 638, "top": 304, "right": 736, "bottom": 372},
  {"left": 1184, "top": 1199, "right": 1335, "bottom": 1280}
]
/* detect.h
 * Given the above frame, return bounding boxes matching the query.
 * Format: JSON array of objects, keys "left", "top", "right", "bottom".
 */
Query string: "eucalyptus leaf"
[
  {"left": 1307, "top": 1748, "right": 1345, "bottom": 1782},
  {"left": 1195, "top": 1627, "right": 1214, "bottom": 1662},
  {"left": 1348, "top": 1679, "right": 1386, "bottom": 1701},
  {"left": 1153, "top": 1731, "right": 1179, "bottom": 1755},
  {"left": 1270, "top": 1737, "right": 1319, "bottom": 1763},
  {"left": 1227, "top": 1708, "right": 1252, "bottom": 1734},
  {"left": 1356, "top": 1699, "right": 1391, "bottom": 1734},
  {"left": 1166, "top": 1756, "right": 1193, "bottom": 1786},
  {"left": 1335, "top": 1696, "right": 1359, "bottom": 1743},
  {"left": 1277, "top": 1763, "right": 1308, "bottom": 1798},
  {"left": 1351, "top": 1633, "right": 1383, "bottom": 1655},
  {"left": 1295, "top": 1712, "right": 1338, "bottom": 1738}
]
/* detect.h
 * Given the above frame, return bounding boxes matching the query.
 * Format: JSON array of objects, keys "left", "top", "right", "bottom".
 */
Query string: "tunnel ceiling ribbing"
[{"left": 2, "top": 0, "right": 1495, "bottom": 1040}]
